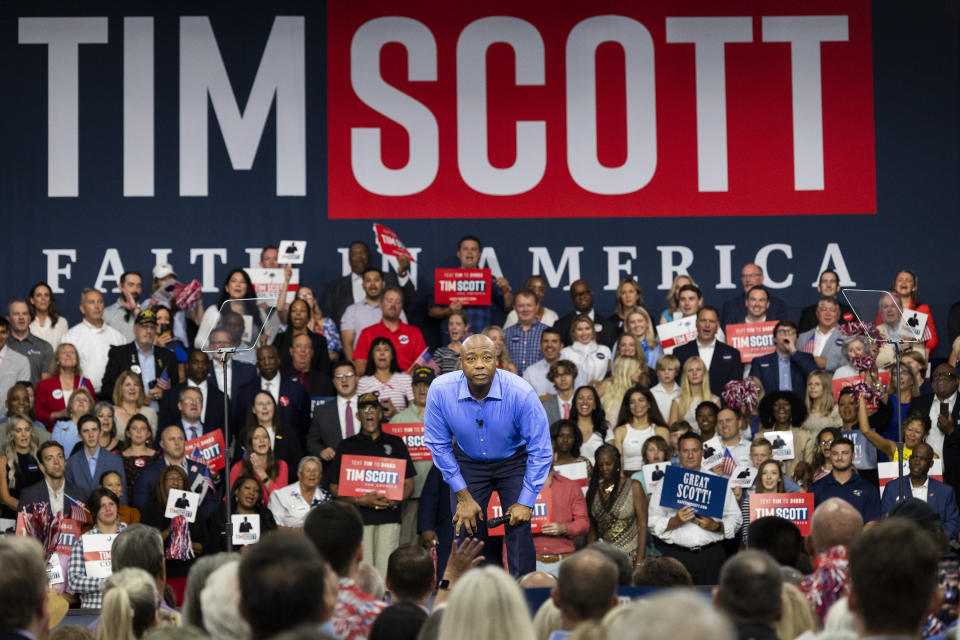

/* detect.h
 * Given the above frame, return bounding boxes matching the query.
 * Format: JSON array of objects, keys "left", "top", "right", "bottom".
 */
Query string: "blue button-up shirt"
[
  {"left": 423, "top": 370, "right": 552, "bottom": 507},
  {"left": 503, "top": 321, "right": 547, "bottom": 376},
  {"left": 777, "top": 354, "right": 792, "bottom": 391}
]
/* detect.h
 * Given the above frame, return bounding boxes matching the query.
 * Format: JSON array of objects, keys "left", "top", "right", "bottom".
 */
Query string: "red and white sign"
[
  {"left": 338, "top": 455, "right": 406, "bottom": 501},
  {"left": 245, "top": 267, "right": 299, "bottom": 304},
  {"left": 82, "top": 533, "right": 118, "bottom": 579},
  {"left": 434, "top": 268, "right": 492, "bottom": 305},
  {"left": 373, "top": 224, "right": 415, "bottom": 262},
  {"left": 656, "top": 315, "right": 697, "bottom": 354},
  {"left": 554, "top": 461, "right": 590, "bottom": 494},
  {"left": 382, "top": 423, "right": 431, "bottom": 461},
  {"left": 486, "top": 488, "right": 552, "bottom": 535},
  {"left": 185, "top": 429, "right": 227, "bottom": 472},
  {"left": 327, "top": 1, "right": 875, "bottom": 219},
  {"left": 725, "top": 321, "right": 778, "bottom": 362},
  {"left": 749, "top": 492, "right": 814, "bottom": 536},
  {"left": 878, "top": 459, "right": 943, "bottom": 488},
  {"left": 831, "top": 371, "right": 890, "bottom": 410}
]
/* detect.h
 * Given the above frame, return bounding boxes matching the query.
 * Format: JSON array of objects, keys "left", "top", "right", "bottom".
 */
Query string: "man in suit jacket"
[
  {"left": 132, "top": 425, "right": 218, "bottom": 519},
  {"left": 233, "top": 345, "right": 311, "bottom": 449},
  {"left": 539, "top": 360, "right": 579, "bottom": 425},
  {"left": 321, "top": 240, "right": 413, "bottom": 331},
  {"left": 911, "top": 364, "right": 960, "bottom": 502},
  {"left": 881, "top": 443, "right": 960, "bottom": 540},
  {"left": 797, "top": 296, "right": 845, "bottom": 373},
  {"left": 0, "top": 535, "right": 52, "bottom": 639},
  {"left": 797, "top": 270, "right": 854, "bottom": 333},
  {"left": 553, "top": 280, "right": 617, "bottom": 348},
  {"left": 751, "top": 320, "right": 818, "bottom": 395},
  {"left": 158, "top": 349, "right": 226, "bottom": 432},
  {"left": 64, "top": 415, "right": 126, "bottom": 501},
  {"left": 18, "top": 441, "right": 88, "bottom": 512},
  {"left": 674, "top": 307, "right": 744, "bottom": 397},
  {"left": 721, "top": 264, "right": 788, "bottom": 328},
  {"left": 100, "top": 310, "right": 180, "bottom": 403},
  {"left": 281, "top": 333, "right": 335, "bottom": 398},
  {"left": 0, "top": 319, "right": 31, "bottom": 410},
  {"left": 306, "top": 361, "right": 358, "bottom": 478}
]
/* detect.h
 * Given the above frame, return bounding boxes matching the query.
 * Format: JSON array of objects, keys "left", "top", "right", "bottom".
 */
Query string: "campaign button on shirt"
[{"left": 399, "top": 335, "right": 409, "bottom": 344}]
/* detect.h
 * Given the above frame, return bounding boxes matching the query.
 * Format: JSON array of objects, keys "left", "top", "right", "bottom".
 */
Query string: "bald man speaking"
[{"left": 424, "top": 334, "right": 552, "bottom": 576}]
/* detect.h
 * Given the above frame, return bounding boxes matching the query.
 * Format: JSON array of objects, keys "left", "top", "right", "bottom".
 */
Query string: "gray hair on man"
[{"left": 606, "top": 590, "right": 735, "bottom": 640}]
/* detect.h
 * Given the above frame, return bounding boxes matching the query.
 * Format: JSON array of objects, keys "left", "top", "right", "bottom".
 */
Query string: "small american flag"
[
  {"left": 800, "top": 336, "right": 815, "bottom": 354},
  {"left": 156, "top": 369, "right": 171, "bottom": 391},
  {"left": 720, "top": 449, "right": 737, "bottom": 477},
  {"left": 65, "top": 495, "right": 87, "bottom": 522},
  {"left": 414, "top": 348, "right": 441, "bottom": 375}
]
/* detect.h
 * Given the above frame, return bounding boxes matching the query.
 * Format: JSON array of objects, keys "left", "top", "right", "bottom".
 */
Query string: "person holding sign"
[
  {"left": 209, "top": 475, "right": 278, "bottom": 551},
  {"left": 757, "top": 391, "right": 816, "bottom": 485},
  {"left": 423, "top": 334, "right": 552, "bottom": 577},
  {"left": 585, "top": 444, "right": 647, "bottom": 566},
  {"left": 67, "top": 487, "right": 125, "bottom": 608},
  {"left": 647, "top": 432, "right": 742, "bottom": 584},
  {"left": 738, "top": 460, "right": 794, "bottom": 546},
  {"left": 326, "top": 393, "right": 415, "bottom": 577},
  {"left": 890, "top": 269, "right": 938, "bottom": 353},
  {"left": 551, "top": 420, "right": 593, "bottom": 484}
]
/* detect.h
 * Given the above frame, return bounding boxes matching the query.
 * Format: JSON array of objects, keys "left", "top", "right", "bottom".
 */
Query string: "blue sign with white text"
[{"left": 658, "top": 465, "right": 729, "bottom": 519}]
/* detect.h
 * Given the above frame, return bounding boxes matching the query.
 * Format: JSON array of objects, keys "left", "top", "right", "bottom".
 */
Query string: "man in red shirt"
[
  {"left": 353, "top": 287, "right": 427, "bottom": 373},
  {"left": 533, "top": 470, "right": 589, "bottom": 575}
]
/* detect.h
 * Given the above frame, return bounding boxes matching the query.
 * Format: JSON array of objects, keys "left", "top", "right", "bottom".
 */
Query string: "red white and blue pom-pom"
[
  {"left": 722, "top": 379, "right": 760, "bottom": 414},
  {"left": 849, "top": 354, "right": 876, "bottom": 373},
  {"left": 850, "top": 381, "right": 881, "bottom": 406},
  {"left": 166, "top": 515, "right": 195, "bottom": 561},
  {"left": 23, "top": 503, "right": 61, "bottom": 560}
]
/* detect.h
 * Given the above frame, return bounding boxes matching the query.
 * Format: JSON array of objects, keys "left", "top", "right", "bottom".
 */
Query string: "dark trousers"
[
  {"left": 653, "top": 538, "right": 727, "bottom": 585},
  {"left": 450, "top": 446, "right": 535, "bottom": 577}
]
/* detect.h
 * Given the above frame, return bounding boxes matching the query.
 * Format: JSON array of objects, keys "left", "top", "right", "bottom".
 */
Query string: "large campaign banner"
[{"left": 0, "top": 1, "right": 958, "bottom": 362}]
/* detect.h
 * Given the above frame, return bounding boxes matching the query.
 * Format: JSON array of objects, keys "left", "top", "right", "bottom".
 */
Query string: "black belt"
[{"left": 653, "top": 537, "right": 723, "bottom": 554}]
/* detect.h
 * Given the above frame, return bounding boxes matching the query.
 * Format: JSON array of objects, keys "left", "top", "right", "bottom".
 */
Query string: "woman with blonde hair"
[
  {"left": 624, "top": 309, "right": 662, "bottom": 370},
  {"left": 668, "top": 357, "right": 718, "bottom": 428},
  {"left": 608, "top": 278, "right": 645, "bottom": 334},
  {"left": 0, "top": 414, "right": 42, "bottom": 517},
  {"left": 801, "top": 371, "right": 841, "bottom": 435},
  {"left": 98, "top": 567, "right": 158, "bottom": 640},
  {"left": 482, "top": 325, "right": 517, "bottom": 374},
  {"left": 438, "top": 566, "right": 535, "bottom": 640},
  {"left": 601, "top": 356, "right": 645, "bottom": 420},
  {"left": 658, "top": 275, "right": 697, "bottom": 324},
  {"left": 112, "top": 371, "right": 159, "bottom": 436}
]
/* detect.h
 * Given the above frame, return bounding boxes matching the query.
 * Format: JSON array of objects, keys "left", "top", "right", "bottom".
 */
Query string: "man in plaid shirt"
[
  {"left": 67, "top": 487, "right": 126, "bottom": 609},
  {"left": 503, "top": 289, "right": 548, "bottom": 376}
]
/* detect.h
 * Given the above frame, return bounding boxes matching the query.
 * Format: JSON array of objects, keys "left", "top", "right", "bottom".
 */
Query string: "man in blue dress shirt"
[{"left": 424, "top": 334, "right": 552, "bottom": 576}]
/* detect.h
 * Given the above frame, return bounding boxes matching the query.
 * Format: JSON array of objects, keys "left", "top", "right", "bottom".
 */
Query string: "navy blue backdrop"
[{"left": 1, "top": 2, "right": 957, "bottom": 356}]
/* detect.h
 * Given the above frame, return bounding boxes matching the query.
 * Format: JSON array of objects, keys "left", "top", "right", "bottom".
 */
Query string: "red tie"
[
  {"left": 563, "top": 402, "right": 570, "bottom": 420},
  {"left": 345, "top": 402, "right": 355, "bottom": 438}
]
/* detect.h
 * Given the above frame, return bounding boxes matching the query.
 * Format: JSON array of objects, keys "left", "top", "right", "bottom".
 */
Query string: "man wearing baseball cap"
[
  {"left": 100, "top": 309, "right": 180, "bottom": 405},
  {"left": 390, "top": 367, "right": 436, "bottom": 545}
]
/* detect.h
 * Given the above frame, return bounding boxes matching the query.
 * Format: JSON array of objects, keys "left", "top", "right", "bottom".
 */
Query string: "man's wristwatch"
[{"left": 437, "top": 579, "right": 451, "bottom": 591}]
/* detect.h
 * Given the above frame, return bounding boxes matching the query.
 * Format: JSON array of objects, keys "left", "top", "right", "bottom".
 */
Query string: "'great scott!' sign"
[
  {"left": 749, "top": 493, "right": 814, "bottom": 536},
  {"left": 658, "top": 465, "right": 728, "bottom": 519},
  {"left": 434, "top": 268, "right": 492, "bottom": 305},
  {"left": 338, "top": 455, "right": 406, "bottom": 501}
]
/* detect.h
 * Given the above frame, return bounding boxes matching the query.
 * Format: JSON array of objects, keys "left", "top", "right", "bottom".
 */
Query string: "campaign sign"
[
  {"left": 656, "top": 316, "right": 697, "bottom": 354},
  {"left": 165, "top": 490, "right": 200, "bottom": 523},
  {"left": 766, "top": 431, "right": 795, "bottom": 461},
  {"left": 831, "top": 371, "right": 891, "bottom": 409},
  {"left": 82, "top": 533, "right": 118, "bottom": 579},
  {"left": 841, "top": 430, "right": 877, "bottom": 470},
  {"left": 232, "top": 514, "right": 261, "bottom": 546},
  {"left": 46, "top": 555, "right": 64, "bottom": 585},
  {"left": 701, "top": 436, "right": 725, "bottom": 470},
  {"left": 555, "top": 461, "right": 590, "bottom": 495},
  {"left": 18, "top": 513, "right": 83, "bottom": 557},
  {"left": 382, "top": 423, "right": 431, "bottom": 461},
  {"left": 486, "top": 488, "right": 551, "bottom": 535},
  {"left": 749, "top": 493, "right": 814, "bottom": 536},
  {"left": 897, "top": 309, "right": 929, "bottom": 342},
  {"left": 338, "top": 455, "right": 406, "bottom": 501},
  {"left": 730, "top": 465, "right": 758, "bottom": 488},
  {"left": 641, "top": 462, "right": 668, "bottom": 495},
  {"left": 658, "top": 465, "right": 728, "bottom": 519},
  {"left": 184, "top": 429, "right": 226, "bottom": 472},
  {"left": 434, "top": 268, "right": 492, "bottom": 306},
  {"left": 373, "top": 224, "right": 415, "bottom": 262},
  {"left": 878, "top": 459, "right": 943, "bottom": 487},
  {"left": 725, "top": 322, "right": 778, "bottom": 362},
  {"left": 245, "top": 267, "right": 299, "bottom": 304},
  {"left": 277, "top": 240, "right": 307, "bottom": 264}
]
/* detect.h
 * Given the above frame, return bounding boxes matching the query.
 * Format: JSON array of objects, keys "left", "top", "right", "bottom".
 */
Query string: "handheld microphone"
[{"left": 485, "top": 514, "right": 511, "bottom": 529}]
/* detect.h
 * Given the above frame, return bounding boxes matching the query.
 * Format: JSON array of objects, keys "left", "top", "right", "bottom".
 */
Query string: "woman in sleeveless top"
[
  {"left": 612, "top": 386, "right": 669, "bottom": 475},
  {"left": 587, "top": 444, "right": 647, "bottom": 566}
]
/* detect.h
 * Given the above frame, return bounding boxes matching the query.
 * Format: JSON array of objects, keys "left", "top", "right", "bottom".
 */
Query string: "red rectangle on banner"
[
  {"left": 831, "top": 371, "right": 890, "bottom": 410},
  {"left": 725, "top": 322, "right": 778, "bottom": 362},
  {"left": 749, "top": 493, "right": 814, "bottom": 536},
  {"left": 185, "top": 429, "right": 227, "bottom": 472},
  {"left": 486, "top": 488, "right": 552, "bottom": 535},
  {"left": 434, "top": 269, "right": 492, "bottom": 305},
  {"left": 338, "top": 455, "right": 406, "bottom": 500},
  {"left": 327, "top": 0, "right": 875, "bottom": 219},
  {"left": 382, "top": 423, "right": 431, "bottom": 461}
]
